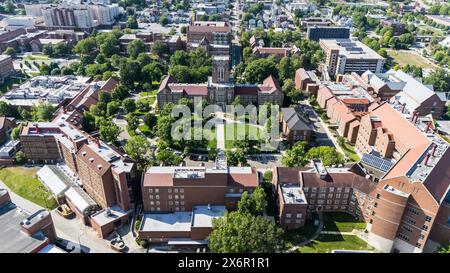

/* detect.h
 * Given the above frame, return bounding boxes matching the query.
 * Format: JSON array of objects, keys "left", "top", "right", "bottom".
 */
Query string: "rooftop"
[
  {"left": 280, "top": 184, "right": 307, "bottom": 205},
  {"left": 1, "top": 75, "right": 90, "bottom": 107},
  {"left": 320, "top": 39, "right": 384, "bottom": 60}
]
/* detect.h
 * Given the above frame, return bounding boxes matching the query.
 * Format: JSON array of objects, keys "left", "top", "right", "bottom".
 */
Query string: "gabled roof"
[{"left": 281, "top": 108, "right": 313, "bottom": 131}]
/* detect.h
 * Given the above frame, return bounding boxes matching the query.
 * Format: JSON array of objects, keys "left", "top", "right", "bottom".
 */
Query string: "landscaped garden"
[
  {"left": 283, "top": 215, "right": 320, "bottom": 249},
  {"left": 0, "top": 167, "right": 58, "bottom": 209}
]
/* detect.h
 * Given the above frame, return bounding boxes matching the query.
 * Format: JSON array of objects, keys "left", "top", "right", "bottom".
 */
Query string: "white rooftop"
[
  {"left": 192, "top": 205, "right": 226, "bottom": 227},
  {"left": 280, "top": 184, "right": 307, "bottom": 204},
  {"left": 141, "top": 211, "right": 192, "bottom": 232}
]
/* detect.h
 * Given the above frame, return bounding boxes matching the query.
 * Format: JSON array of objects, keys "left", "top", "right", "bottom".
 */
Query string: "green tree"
[
  {"left": 119, "top": 59, "right": 141, "bottom": 86},
  {"left": 156, "top": 148, "right": 183, "bottom": 166},
  {"left": 208, "top": 211, "right": 285, "bottom": 253},
  {"left": 31, "top": 103, "right": 55, "bottom": 121},
  {"left": 159, "top": 16, "right": 169, "bottom": 26},
  {"left": 124, "top": 135, "right": 153, "bottom": 171},
  {"left": 99, "top": 120, "right": 121, "bottom": 143},
  {"left": 436, "top": 242, "right": 450, "bottom": 253},
  {"left": 156, "top": 115, "right": 174, "bottom": 142},
  {"left": 15, "top": 151, "right": 27, "bottom": 165},
  {"left": 423, "top": 69, "right": 450, "bottom": 93},
  {"left": 10, "top": 124, "right": 23, "bottom": 140},
  {"left": 306, "top": 146, "right": 344, "bottom": 166},
  {"left": 242, "top": 58, "right": 278, "bottom": 83},
  {"left": 226, "top": 149, "right": 247, "bottom": 166},
  {"left": 143, "top": 112, "right": 157, "bottom": 128},
  {"left": 106, "top": 101, "right": 121, "bottom": 116},
  {"left": 122, "top": 98, "right": 136, "bottom": 113},
  {"left": 126, "top": 16, "right": 138, "bottom": 29},
  {"left": 277, "top": 56, "right": 293, "bottom": 82},
  {"left": 281, "top": 141, "right": 309, "bottom": 167},
  {"left": 127, "top": 39, "right": 145, "bottom": 59},
  {"left": 3, "top": 47, "right": 15, "bottom": 57},
  {"left": 151, "top": 40, "right": 168, "bottom": 57},
  {"left": 237, "top": 187, "right": 267, "bottom": 215},
  {"left": 127, "top": 115, "right": 140, "bottom": 133},
  {"left": 73, "top": 37, "right": 96, "bottom": 56}
]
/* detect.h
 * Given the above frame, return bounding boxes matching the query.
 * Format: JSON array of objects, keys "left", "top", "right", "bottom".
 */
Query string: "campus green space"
[
  {"left": 386, "top": 50, "right": 435, "bottom": 69},
  {"left": 283, "top": 218, "right": 319, "bottom": 249},
  {"left": 224, "top": 123, "right": 267, "bottom": 149},
  {"left": 297, "top": 234, "right": 375, "bottom": 253},
  {"left": 341, "top": 142, "right": 360, "bottom": 162},
  {"left": 0, "top": 167, "right": 58, "bottom": 209},
  {"left": 323, "top": 212, "right": 367, "bottom": 232}
]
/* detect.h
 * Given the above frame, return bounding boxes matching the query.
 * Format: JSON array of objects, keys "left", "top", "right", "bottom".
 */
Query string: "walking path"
[{"left": 287, "top": 212, "right": 324, "bottom": 253}]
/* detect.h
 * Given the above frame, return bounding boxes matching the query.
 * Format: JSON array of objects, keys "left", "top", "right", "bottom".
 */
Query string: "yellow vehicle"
[{"left": 56, "top": 204, "right": 74, "bottom": 218}]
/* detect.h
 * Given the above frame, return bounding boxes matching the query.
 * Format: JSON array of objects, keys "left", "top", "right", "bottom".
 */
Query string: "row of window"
[
  {"left": 303, "top": 187, "right": 351, "bottom": 193},
  {"left": 149, "top": 188, "right": 185, "bottom": 194},
  {"left": 285, "top": 213, "right": 302, "bottom": 219}
]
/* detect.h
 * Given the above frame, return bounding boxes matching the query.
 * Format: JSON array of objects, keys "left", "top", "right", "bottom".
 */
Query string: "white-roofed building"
[{"left": 139, "top": 205, "right": 226, "bottom": 244}]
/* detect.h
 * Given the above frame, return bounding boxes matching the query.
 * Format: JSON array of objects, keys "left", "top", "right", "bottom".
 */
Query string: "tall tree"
[{"left": 208, "top": 211, "right": 286, "bottom": 253}]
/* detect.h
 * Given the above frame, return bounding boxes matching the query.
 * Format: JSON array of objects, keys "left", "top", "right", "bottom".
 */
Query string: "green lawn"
[
  {"left": 386, "top": 50, "right": 436, "bottom": 69},
  {"left": 138, "top": 124, "right": 154, "bottom": 137},
  {"left": 297, "top": 234, "right": 375, "bottom": 253},
  {"left": 0, "top": 167, "right": 58, "bottom": 209},
  {"left": 224, "top": 123, "right": 266, "bottom": 149},
  {"left": 417, "top": 24, "right": 444, "bottom": 36},
  {"left": 341, "top": 142, "right": 360, "bottom": 162},
  {"left": 24, "top": 54, "right": 50, "bottom": 61},
  {"left": 323, "top": 212, "right": 366, "bottom": 233},
  {"left": 283, "top": 216, "right": 320, "bottom": 249}
]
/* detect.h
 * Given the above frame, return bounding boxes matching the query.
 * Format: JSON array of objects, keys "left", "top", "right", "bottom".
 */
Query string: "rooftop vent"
[
  {"left": 97, "top": 165, "right": 102, "bottom": 170},
  {"left": 89, "top": 158, "right": 94, "bottom": 162}
]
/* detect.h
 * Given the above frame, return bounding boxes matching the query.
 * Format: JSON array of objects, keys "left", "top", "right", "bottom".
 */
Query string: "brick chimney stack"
[
  {"left": 423, "top": 152, "right": 431, "bottom": 166},
  {"left": 432, "top": 144, "right": 438, "bottom": 157}
]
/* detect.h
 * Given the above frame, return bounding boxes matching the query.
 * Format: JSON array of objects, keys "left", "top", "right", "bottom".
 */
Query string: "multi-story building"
[
  {"left": 294, "top": 68, "right": 319, "bottom": 92},
  {"left": 34, "top": 4, "right": 121, "bottom": 30},
  {"left": 0, "top": 55, "right": 15, "bottom": 84},
  {"left": 186, "top": 21, "right": 231, "bottom": 56},
  {"left": 0, "top": 189, "right": 58, "bottom": 253},
  {"left": 138, "top": 166, "right": 259, "bottom": 243},
  {"left": 0, "top": 116, "right": 16, "bottom": 144},
  {"left": 273, "top": 140, "right": 450, "bottom": 254},
  {"left": 280, "top": 107, "right": 314, "bottom": 145},
  {"left": 306, "top": 26, "right": 350, "bottom": 42},
  {"left": 118, "top": 32, "right": 164, "bottom": 53},
  {"left": 157, "top": 56, "right": 284, "bottom": 109},
  {"left": 380, "top": 19, "right": 406, "bottom": 36},
  {"left": 1, "top": 75, "right": 91, "bottom": 109},
  {"left": 320, "top": 39, "right": 384, "bottom": 76}
]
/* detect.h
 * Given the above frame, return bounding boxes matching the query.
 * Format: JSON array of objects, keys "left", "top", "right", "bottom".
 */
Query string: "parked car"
[
  {"left": 110, "top": 237, "right": 126, "bottom": 252},
  {"left": 56, "top": 204, "right": 74, "bottom": 219}
]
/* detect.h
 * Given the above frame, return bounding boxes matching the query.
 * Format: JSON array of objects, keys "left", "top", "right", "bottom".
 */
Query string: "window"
[
  {"left": 155, "top": 189, "right": 159, "bottom": 193},
  {"left": 149, "top": 195, "right": 154, "bottom": 200},
  {"left": 174, "top": 189, "right": 179, "bottom": 193},
  {"left": 406, "top": 217, "right": 416, "bottom": 225},
  {"left": 239, "top": 188, "right": 243, "bottom": 193},
  {"left": 168, "top": 195, "right": 172, "bottom": 200},
  {"left": 150, "top": 207, "right": 155, "bottom": 211},
  {"left": 175, "top": 201, "right": 179, "bottom": 206},
  {"left": 422, "top": 225, "right": 428, "bottom": 231},
  {"left": 286, "top": 219, "right": 291, "bottom": 224},
  {"left": 156, "top": 207, "right": 160, "bottom": 211},
  {"left": 319, "top": 188, "right": 326, "bottom": 193},
  {"left": 402, "top": 225, "right": 413, "bottom": 233},
  {"left": 296, "top": 219, "right": 302, "bottom": 224},
  {"left": 311, "top": 187, "right": 317, "bottom": 193},
  {"left": 425, "top": 216, "right": 432, "bottom": 222},
  {"left": 150, "top": 201, "right": 155, "bottom": 205},
  {"left": 328, "top": 194, "right": 333, "bottom": 199},
  {"left": 180, "top": 195, "right": 184, "bottom": 199},
  {"left": 304, "top": 187, "right": 309, "bottom": 192},
  {"left": 296, "top": 213, "right": 302, "bottom": 218},
  {"left": 398, "top": 233, "right": 409, "bottom": 242},
  {"left": 372, "top": 211, "right": 376, "bottom": 216},
  {"left": 374, "top": 202, "right": 378, "bottom": 208},
  {"left": 317, "top": 199, "right": 324, "bottom": 205},
  {"left": 376, "top": 193, "right": 380, "bottom": 199},
  {"left": 329, "top": 187, "right": 334, "bottom": 192},
  {"left": 149, "top": 189, "right": 153, "bottom": 194},
  {"left": 168, "top": 189, "right": 172, "bottom": 193},
  {"left": 310, "top": 194, "right": 317, "bottom": 199},
  {"left": 175, "top": 195, "right": 179, "bottom": 199},
  {"left": 327, "top": 200, "right": 332, "bottom": 205},
  {"left": 415, "top": 243, "right": 421, "bottom": 249},
  {"left": 180, "top": 188, "right": 184, "bottom": 193},
  {"left": 419, "top": 234, "right": 425, "bottom": 240},
  {"left": 334, "top": 200, "right": 340, "bottom": 205},
  {"left": 155, "top": 195, "right": 160, "bottom": 200},
  {"left": 286, "top": 213, "right": 292, "bottom": 218},
  {"left": 319, "top": 194, "right": 326, "bottom": 199},
  {"left": 156, "top": 201, "right": 160, "bottom": 205},
  {"left": 335, "top": 194, "right": 341, "bottom": 199},
  {"left": 169, "top": 201, "right": 173, "bottom": 205},
  {"left": 344, "top": 187, "right": 350, "bottom": 193}
]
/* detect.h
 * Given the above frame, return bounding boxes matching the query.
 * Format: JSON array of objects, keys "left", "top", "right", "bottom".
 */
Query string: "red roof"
[{"left": 168, "top": 84, "right": 208, "bottom": 96}]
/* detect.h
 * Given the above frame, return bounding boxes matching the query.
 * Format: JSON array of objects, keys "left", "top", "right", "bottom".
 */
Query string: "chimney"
[
  {"left": 432, "top": 144, "right": 437, "bottom": 157},
  {"left": 412, "top": 111, "right": 419, "bottom": 124},
  {"left": 423, "top": 152, "right": 431, "bottom": 166},
  {"left": 336, "top": 74, "right": 344, "bottom": 83},
  {"left": 425, "top": 122, "right": 432, "bottom": 133},
  {"left": 35, "top": 124, "right": 40, "bottom": 134},
  {"left": 401, "top": 103, "right": 406, "bottom": 113}
]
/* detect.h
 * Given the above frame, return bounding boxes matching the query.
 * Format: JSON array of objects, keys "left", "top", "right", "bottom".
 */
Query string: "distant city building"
[
  {"left": 320, "top": 39, "right": 384, "bottom": 76},
  {"left": 0, "top": 55, "right": 15, "bottom": 84},
  {"left": 306, "top": 26, "right": 350, "bottom": 42},
  {"left": 187, "top": 21, "right": 231, "bottom": 56},
  {"left": 300, "top": 17, "right": 332, "bottom": 28},
  {"left": 380, "top": 19, "right": 406, "bottom": 36},
  {"left": 1, "top": 75, "right": 91, "bottom": 109}
]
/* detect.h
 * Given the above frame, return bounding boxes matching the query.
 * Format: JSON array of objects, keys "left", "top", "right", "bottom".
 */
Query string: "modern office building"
[{"left": 320, "top": 39, "right": 384, "bottom": 76}]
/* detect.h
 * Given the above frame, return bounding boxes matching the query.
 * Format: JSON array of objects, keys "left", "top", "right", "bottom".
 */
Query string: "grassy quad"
[
  {"left": 386, "top": 49, "right": 436, "bottom": 69},
  {"left": 224, "top": 123, "right": 267, "bottom": 149},
  {"left": 297, "top": 234, "right": 375, "bottom": 253},
  {"left": 0, "top": 167, "right": 58, "bottom": 209},
  {"left": 323, "top": 212, "right": 367, "bottom": 232},
  {"left": 341, "top": 142, "right": 360, "bottom": 162},
  {"left": 283, "top": 217, "right": 320, "bottom": 249}
]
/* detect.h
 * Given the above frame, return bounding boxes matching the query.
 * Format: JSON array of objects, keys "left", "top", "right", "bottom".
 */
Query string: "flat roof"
[
  {"left": 280, "top": 184, "right": 307, "bottom": 204},
  {"left": 0, "top": 202, "right": 48, "bottom": 253},
  {"left": 192, "top": 205, "right": 226, "bottom": 227},
  {"left": 90, "top": 205, "right": 131, "bottom": 226},
  {"left": 320, "top": 39, "right": 383, "bottom": 60}
]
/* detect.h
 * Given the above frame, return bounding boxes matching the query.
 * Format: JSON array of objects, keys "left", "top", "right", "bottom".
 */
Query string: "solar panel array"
[{"left": 361, "top": 153, "right": 394, "bottom": 172}]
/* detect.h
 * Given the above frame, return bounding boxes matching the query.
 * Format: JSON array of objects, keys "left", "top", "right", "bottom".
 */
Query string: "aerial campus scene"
[{"left": 0, "top": 0, "right": 449, "bottom": 257}]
